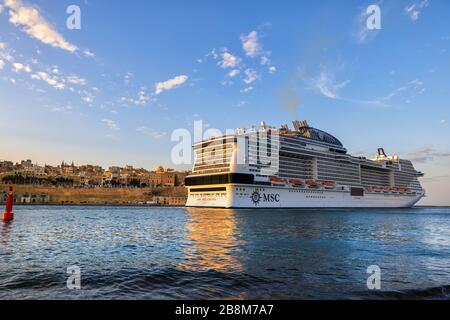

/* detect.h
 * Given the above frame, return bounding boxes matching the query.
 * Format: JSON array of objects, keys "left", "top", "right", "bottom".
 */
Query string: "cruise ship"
[{"left": 185, "top": 120, "right": 425, "bottom": 208}]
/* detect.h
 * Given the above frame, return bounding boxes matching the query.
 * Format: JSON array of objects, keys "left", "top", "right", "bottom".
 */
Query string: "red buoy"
[{"left": 2, "top": 186, "right": 14, "bottom": 221}]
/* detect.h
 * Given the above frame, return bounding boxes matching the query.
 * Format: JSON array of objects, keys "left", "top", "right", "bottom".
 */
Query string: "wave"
[{"left": 356, "top": 284, "right": 450, "bottom": 300}]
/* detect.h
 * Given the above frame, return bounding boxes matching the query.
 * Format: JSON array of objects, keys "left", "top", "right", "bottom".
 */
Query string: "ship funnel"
[{"left": 292, "top": 120, "right": 309, "bottom": 131}]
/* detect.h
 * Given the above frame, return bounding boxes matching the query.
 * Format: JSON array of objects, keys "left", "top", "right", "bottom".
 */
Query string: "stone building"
[
  {"left": 141, "top": 172, "right": 162, "bottom": 187},
  {"left": 0, "top": 191, "right": 51, "bottom": 204},
  {"left": 168, "top": 196, "right": 187, "bottom": 206},
  {"left": 153, "top": 196, "right": 169, "bottom": 205},
  {"left": 161, "top": 172, "right": 176, "bottom": 187},
  {"left": 0, "top": 161, "right": 14, "bottom": 173}
]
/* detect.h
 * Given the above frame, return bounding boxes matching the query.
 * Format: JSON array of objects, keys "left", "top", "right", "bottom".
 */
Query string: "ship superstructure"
[{"left": 185, "top": 120, "right": 425, "bottom": 208}]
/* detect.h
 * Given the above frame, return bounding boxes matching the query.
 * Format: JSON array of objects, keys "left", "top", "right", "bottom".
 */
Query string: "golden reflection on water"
[{"left": 179, "top": 208, "right": 243, "bottom": 273}]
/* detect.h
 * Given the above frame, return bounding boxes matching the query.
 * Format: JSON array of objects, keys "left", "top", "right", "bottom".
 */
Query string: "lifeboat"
[
  {"left": 320, "top": 181, "right": 335, "bottom": 188},
  {"left": 305, "top": 180, "right": 320, "bottom": 187},
  {"left": 270, "top": 177, "right": 286, "bottom": 185},
  {"left": 289, "top": 179, "right": 305, "bottom": 186}
]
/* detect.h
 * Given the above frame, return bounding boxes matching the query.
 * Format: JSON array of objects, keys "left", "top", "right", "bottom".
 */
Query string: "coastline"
[
  {"left": 8, "top": 203, "right": 450, "bottom": 209},
  {"left": 10, "top": 203, "right": 185, "bottom": 208},
  {"left": 0, "top": 184, "right": 187, "bottom": 207}
]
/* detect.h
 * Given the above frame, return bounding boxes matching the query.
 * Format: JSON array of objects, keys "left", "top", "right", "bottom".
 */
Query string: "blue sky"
[{"left": 0, "top": 0, "right": 449, "bottom": 204}]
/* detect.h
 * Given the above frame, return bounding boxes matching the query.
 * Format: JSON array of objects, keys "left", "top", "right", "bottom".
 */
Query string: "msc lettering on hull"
[{"left": 263, "top": 193, "right": 280, "bottom": 202}]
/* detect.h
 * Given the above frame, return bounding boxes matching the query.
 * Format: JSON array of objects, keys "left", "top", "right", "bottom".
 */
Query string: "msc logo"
[
  {"left": 251, "top": 191, "right": 261, "bottom": 205},
  {"left": 250, "top": 191, "right": 280, "bottom": 206}
]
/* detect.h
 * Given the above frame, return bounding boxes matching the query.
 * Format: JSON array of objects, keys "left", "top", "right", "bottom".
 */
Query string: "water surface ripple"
[{"left": 0, "top": 206, "right": 449, "bottom": 299}]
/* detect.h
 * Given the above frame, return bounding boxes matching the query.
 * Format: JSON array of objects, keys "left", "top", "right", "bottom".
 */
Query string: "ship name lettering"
[{"left": 263, "top": 194, "right": 280, "bottom": 202}]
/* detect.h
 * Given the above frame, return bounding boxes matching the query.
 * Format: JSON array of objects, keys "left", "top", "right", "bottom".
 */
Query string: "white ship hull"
[{"left": 186, "top": 185, "right": 424, "bottom": 209}]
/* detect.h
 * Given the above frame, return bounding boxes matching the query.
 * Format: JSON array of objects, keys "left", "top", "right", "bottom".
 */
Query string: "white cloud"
[
  {"left": 83, "top": 49, "right": 95, "bottom": 58},
  {"left": 101, "top": 119, "right": 119, "bottom": 131},
  {"left": 0, "top": 42, "right": 15, "bottom": 63},
  {"left": 66, "top": 74, "right": 86, "bottom": 86},
  {"left": 119, "top": 96, "right": 132, "bottom": 104},
  {"left": 0, "top": 4, "right": 3, "bottom": 13},
  {"left": 228, "top": 69, "right": 240, "bottom": 77},
  {"left": 206, "top": 48, "right": 219, "bottom": 60},
  {"left": 4, "top": 0, "right": 77, "bottom": 52},
  {"left": 243, "top": 68, "right": 259, "bottom": 84},
  {"left": 136, "top": 126, "right": 167, "bottom": 139},
  {"left": 220, "top": 79, "right": 233, "bottom": 87},
  {"left": 124, "top": 71, "right": 133, "bottom": 85},
  {"left": 407, "top": 145, "right": 450, "bottom": 163},
  {"left": 155, "top": 75, "right": 188, "bottom": 95},
  {"left": 440, "top": 119, "right": 447, "bottom": 124},
  {"left": 218, "top": 51, "right": 241, "bottom": 69},
  {"left": 260, "top": 55, "right": 277, "bottom": 74},
  {"left": 235, "top": 100, "right": 247, "bottom": 107},
  {"left": 240, "top": 86, "right": 253, "bottom": 93},
  {"left": 260, "top": 56, "right": 270, "bottom": 65},
  {"left": 409, "top": 79, "right": 424, "bottom": 88},
  {"left": 310, "top": 71, "right": 350, "bottom": 100},
  {"left": 82, "top": 92, "right": 94, "bottom": 104},
  {"left": 241, "top": 31, "right": 261, "bottom": 57},
  {"left": 405, "top": 0, "right": 429, "bottom": 21},
  {"left": 134, "top": 90, "right": 150, "bottom": 106},
  {"left": 382, "top": 79, "right": 425, "bottom": 103},
  {"left": 50, "top": 105, "right": 72, "bottom": 114},
  {"left": 12, "top": 62, "right": 31, "bottom": 73},
  {"left": 0, "top": 60, "right": 4, "bottom": 70},
  {"left": 31, "top": 71, "right": 65, "bottom": 89}
]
